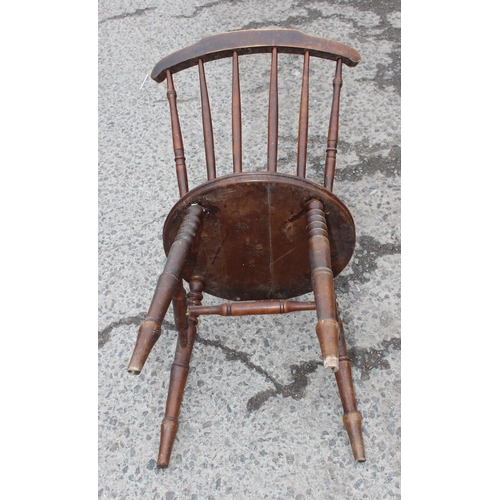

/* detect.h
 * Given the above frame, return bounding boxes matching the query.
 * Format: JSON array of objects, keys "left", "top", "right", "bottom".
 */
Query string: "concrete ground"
[{"left": 98, "top": 0, "right": 401, "bottom": 498}]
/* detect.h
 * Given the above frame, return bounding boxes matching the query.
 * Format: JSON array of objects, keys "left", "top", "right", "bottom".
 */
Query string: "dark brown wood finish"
[
  {"left": 231, "top": 51, "right": 242, "bottom": 173},
  {"left": 151, "top": 29, "right": 360, "bottom": 81},
  {"left": 128, "top": 29, "right": 367, "bottom": 468},
  {"left": 127, "top": 204, "right": 203, "bottom": 374},
  {"left": 324, "top": 58, "right": 343, "bottom": 191},
  {"left": 172, "top": 283, "right": 188, "bottom": 348},
  {"left": 162, "top": 172, "right": 355, "bottom": 301},
  {"left": 198, "top": 59, "right": 216, "bottom": 180},
  {"left": 267, "top": 47, "right": 279, "bottom": 172},
  {"left": 334, "top": 302, "right": 365, "bottom": 462},
  {"left": 188, "top": 299, "right": 316, "bottom": 317},
  {"left": 157, "top": 278, "right": 204, "bottom": 468},
  {"left": 297, "top": 50, "right": 310, "bottom": 178},
  {"left": 166, "top": 69, "right": 189, "bottom": 197},
  {"left": 306, "top": 199, "right": 340, "bottom": 371}
]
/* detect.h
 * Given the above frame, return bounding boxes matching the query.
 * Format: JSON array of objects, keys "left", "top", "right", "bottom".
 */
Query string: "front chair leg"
[
  {"left": 127, "top": 204, "right": 204, "bottom": 374},
  {"left": 157, "top": 278, "right": 204, "bottom": 468},
  {"left": 306, "top": 199, "right": 340, "bottom": 371},
  {"left": 334, "top": 302, "right": 366, "bottom": 462}
]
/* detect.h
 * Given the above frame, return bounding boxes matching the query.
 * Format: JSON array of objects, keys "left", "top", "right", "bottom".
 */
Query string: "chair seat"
[{"left": 163, "top": 172, "right": 355, "bottom": 300}]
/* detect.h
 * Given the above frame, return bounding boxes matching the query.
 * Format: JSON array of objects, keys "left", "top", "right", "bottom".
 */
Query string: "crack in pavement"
[
  {"left": 195, "top": 334, "right": 322, "bottom": 411},
  {"left": 98, "top": 315, "right": 176, "bottom": 349},
  {"left": 99, "top": 7, "right": 157, "bottom": 24},
  {"left": 173, "top": 0, "right": 245, "bottom": 19},
  {"left": 99, "top": 314, "right": 399, "bottom": 410}
]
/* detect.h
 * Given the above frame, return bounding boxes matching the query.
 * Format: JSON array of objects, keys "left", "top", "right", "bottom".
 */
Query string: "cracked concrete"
[
  {"left": 99, "top": 7, "right": 158, "bottom": 24},
  {"left": 99, "top": 0, "right": 400, "bottom": 498}
]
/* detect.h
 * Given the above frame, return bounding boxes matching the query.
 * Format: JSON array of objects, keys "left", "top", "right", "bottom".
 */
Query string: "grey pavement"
[{"left": 98, "top": 1, "right": 401, "bottom": 498}]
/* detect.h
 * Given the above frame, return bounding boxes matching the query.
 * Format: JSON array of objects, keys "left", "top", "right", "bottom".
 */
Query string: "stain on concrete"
[
  {"left": 275, "top": 134, "right": 400, "bottom": 181},
  {"left": 246, "top": 360, "right": 321, "bottom": 411},
  {"left": 100, "top": 315, "right": 399, "bottom": 402},
  {"left": 348, "top": 336, "right": 400, "bottom": 380},
  {"left": 336, "top": 235, "right": 400, "bottom": 292},
  {"left": 334, "top": 144, "right": 401, "bottom": 181},
  {"left": 198, "top": 332, "right": 323, "bottom": 410},
  {"left": 98, "top": 315, "right": 175, "bottom": 349}
]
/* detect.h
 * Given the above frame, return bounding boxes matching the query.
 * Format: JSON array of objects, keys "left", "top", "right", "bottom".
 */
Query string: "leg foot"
[
  {"left": 157, "top": 418, "right": 179, "bottom": 468},
  {"left": 156, "top": 278, "right": 204, "bottom": 468},
  {"left": 127, "top": 318, "right": 161, "bottom": 374},
  {"left": 343, "top": 411, "right": 365, "bottom": 462},
  {"left": 334, "top": 307, "right": 366, "bottom": 462}
]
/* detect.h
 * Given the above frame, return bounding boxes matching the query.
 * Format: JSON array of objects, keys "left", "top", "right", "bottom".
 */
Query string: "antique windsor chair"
[{"left": 127, "top": 29, "right": 365, "bottom": 468}]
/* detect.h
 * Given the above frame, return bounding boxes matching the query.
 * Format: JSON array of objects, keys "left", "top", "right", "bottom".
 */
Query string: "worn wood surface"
[
  {"left": 188, "top": 299, "right": 316, "bottom": 317},
  {"left": 151, "top": 29, "right": 360, "bottom": 81},
  {"left": 306, "top": 199, "right": 340, "bottom": 371},
  {"left": 162, "top": 172, "right": 355, "bottom": 300}
]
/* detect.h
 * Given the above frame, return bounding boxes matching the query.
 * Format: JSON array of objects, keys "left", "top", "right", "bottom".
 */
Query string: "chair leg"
[
  {"left": 334, "top": 303, "right": 366, "bottom": 462},
  {"left": 172, "top": 282, "right": 188, "bottom": 348},
  {"left": 157, "top": 278, "right": 204, "bottom": 468},
  {"left": 306, "top": 199, "right": 340, "bottom": 371},
  {"left": 127, "top": 204, "right": 204, "bottom": 374}
]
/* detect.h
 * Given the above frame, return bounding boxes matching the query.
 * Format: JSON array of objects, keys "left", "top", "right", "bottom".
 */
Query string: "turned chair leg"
[
  {"left": 157, "top": 278, "right": 204, "bottom": 468},
  {"left": 127, "top": 204, "right": 204, "bottom": 374},
  {"left": 334, "top": 302, "right": 366, "bottom": 462},
  {"left": 306, "top": 199, "right": 340, "bottom": 371}
]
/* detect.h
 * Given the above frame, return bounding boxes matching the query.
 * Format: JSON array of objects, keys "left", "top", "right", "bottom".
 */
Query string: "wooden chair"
[{"left": 127, "top": 29, "right": 365, "bottom": 468}]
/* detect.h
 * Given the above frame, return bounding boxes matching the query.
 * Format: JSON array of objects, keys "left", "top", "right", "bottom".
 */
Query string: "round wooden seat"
[{"left": 163, "top": 172, "right": 355, "bottom": 300}]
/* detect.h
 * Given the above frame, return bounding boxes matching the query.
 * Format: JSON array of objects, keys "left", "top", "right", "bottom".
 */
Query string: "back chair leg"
[
  {"left": 306, "top": 199, "right": 340, "bottom": 371},
  {"left": 157, "top": 278, "right": 205, "bottom": 468},
  {"left": 128, "top": 204, "right": 204, "bottom": 374},
  {"left": 334, "top": 303, "right": 366, "bottom": 462},
  {"left": 172, "top": 282, "right": 189, "bottom": 348}
]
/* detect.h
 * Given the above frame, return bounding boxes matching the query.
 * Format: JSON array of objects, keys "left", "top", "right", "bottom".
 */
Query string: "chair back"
[{"left": 151, "top": 29, "right": 361, "bottom": 197}]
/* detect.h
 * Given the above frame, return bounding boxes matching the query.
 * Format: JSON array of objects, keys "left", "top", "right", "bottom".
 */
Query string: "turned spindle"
[
  {"left": 157, "top": 278, "right": 205, "bottom": 468},
  {"left": 324, "top": 58, "right": 343, "bottom": 191},
  {"left": 306, "top": 199, "right": 340, "bottom": 371},
  {"left": 127, "top": 205, "right": 203, "bottom": 374}
]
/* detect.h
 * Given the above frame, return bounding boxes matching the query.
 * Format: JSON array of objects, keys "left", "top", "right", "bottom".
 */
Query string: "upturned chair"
[{"left": 127, "top": 29, "right": 365, "bottom": 468}]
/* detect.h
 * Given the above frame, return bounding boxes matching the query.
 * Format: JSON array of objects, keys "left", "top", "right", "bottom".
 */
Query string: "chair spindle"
[
  {"left": 324, "top": 58, "right": 343, "bottom": 191},
  {"left": 166, "top": 69, "right": 189, "bottom": 197},
  {"left": 267, "top": 47, "right": 279, "bottom": 172},
  {"left": 297, "top": 50, "right": 310, "bottom": 177},
  {"left": 232, "top": 51, "right": 243, "bottom": 173},
  {"left": 198, "top": 59, "right": 216, "bottom": 181},
  {"left": 188, "top": 299, "right": 316, "bottom": 317}
]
